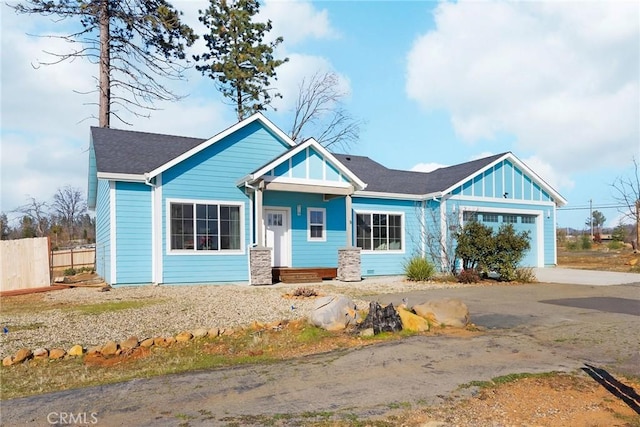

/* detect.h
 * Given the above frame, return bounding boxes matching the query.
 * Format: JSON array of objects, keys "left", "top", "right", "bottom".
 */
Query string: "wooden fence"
[
  {"left": 51, "top": 247, "right": 95, "bottom": 270},
  {"left": 0, "top": 237, "right": 51, "bottom": 292}
]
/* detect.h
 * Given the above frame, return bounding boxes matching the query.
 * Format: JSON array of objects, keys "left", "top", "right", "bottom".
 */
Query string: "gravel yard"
[{"left": 0, "top": 278, "right": 461, "bottom": 357}]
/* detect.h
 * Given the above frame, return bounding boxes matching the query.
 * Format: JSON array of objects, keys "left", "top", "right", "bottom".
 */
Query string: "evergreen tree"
[
  {"left": 195, "top": 0, "right": 287, "bottom": 121},
  {"left": 11, "top": 0, "right": 197, "bottom": 127}
]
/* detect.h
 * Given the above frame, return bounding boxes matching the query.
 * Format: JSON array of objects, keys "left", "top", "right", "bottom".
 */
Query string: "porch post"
[
  {"left": 345, "top": 194, "right": 352, "bottom": 246},
  {"left": 255, "top": 187, "right": 264, "bottom": 246}
]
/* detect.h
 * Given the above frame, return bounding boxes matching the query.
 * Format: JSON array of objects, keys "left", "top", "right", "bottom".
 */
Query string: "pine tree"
[
  {"left": 11, "top": 0, "right": 197, "bottom": 127},
  {"left": 195, "top": 0, "right": 288, "bottom": 121}
]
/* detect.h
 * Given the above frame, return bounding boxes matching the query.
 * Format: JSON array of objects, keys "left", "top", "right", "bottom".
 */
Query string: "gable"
[
  {"left": 242, "top": 138, "right": 366, "bottom": 191},
  {"left": 448, "top": 155, "right": 566, "bottom": 205}
]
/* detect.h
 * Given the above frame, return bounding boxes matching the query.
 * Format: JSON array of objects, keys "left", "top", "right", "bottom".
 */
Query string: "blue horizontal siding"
[
  {"left": 264, "top": 191, "right": 346, "bottom": 267},
  {"left": 115, "top": 182, "right": 152, "bottom": 284},
  {"left": 95, "top": 179, "right": 111, "bottom": 283},
  {"left": 161, "top": 120, "right": 288, "bottom": 283},
  {"left": 352, "top": 198, "right": 422, "bottom": 276}
]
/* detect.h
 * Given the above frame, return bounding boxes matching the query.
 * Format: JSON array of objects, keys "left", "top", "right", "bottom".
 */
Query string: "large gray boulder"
[
  {"left": 412, "top": 298, "right": 470, "bottom": 328},
  {"left": 308, "top": 295, "right": 358, "bottom": 331}
]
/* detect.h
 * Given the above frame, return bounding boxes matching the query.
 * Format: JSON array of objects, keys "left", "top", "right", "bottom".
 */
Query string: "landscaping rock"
[
  {"left": 49, "top": 348, "right": 66, "bottom": 359},
  {"left": 397, "top": 308, "right": 430, "bottom": 332},
  {"left": 208, "top": 328, "right": 220, "bottom": 338},
  {"left": 33, "top": 348, "right": 49, "bottom": 359},
  {"left": 87, "top": 345, "right": 102, "bottom": 355},
  {"left": 308, "top": 295, "right": 358, "bottom": 331},
  {"left": 121, "top": 336, "right": 139, "bottom": 350},
  {"left": 3, "top": 356, "right": 13, "bottom": 366},
  {"left": 68, "top": 345, "right": 84, "bottom": 357},
  {"left": 192, "top": 328, "right": 208, "bottom": 338},
  {"left": 359, "top": 328, "right": 375, "bottom": 337},
  {"left": 176, "top": 331, "right": 193, "bottom": 342},
  {"left": 101, "top": 341, "right": 119, "bottom": 356},
  {"left": 13, "top": 348, "right": 33, "bottom": 364},
  {"left": 140, "top": 338, "right": 155, "bottom": 348},
  {"left": 154, "top": 337, "right": 168, "bottom": 347},
  {"left": 359, "top": 302, "right": 403, "bottom": 334},
  {"left": 165, "top": 337, "right": 176, "bottom": 345},
  {"left": 413, "top": 298, "right": 469, "bottom": 328}
]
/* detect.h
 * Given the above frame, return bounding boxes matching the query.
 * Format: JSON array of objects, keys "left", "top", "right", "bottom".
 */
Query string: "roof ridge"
[{"left": 91, "top": 126, "right": 205, "bottom": 141}]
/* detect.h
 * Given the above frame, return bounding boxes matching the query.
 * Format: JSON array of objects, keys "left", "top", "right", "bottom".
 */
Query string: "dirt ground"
[{"left": 2, "top": 248, "right": 639, "bottom": 426}]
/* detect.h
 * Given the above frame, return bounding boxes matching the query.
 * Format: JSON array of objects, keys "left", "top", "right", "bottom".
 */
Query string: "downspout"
[{"left": 144, "top": 174, "right": 159, "bottom": 285}]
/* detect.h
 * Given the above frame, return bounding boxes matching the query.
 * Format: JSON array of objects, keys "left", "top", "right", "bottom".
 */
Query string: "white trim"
[
  {"left": 153, "top": 174, "right": 163, "bottom": 283},
  {"left": 98, "top": 172, "right": 145, "bottom": 182},
  {"left": 109, "top": 181, "right": 117, "bottom": 284},
  {"left": 449, "top": 194, "right": 557, "bottom": 207},
  {"left": 439, "top": 200, "right": 447, "bottom": 270},
  {"left": 353, "top": 209, "right": 406, "bottom": 254},
  {"left": 307, "top": 207, "right": 327, "bottom": 242},
  {"left": 263, "top": 175, "right": 353, "bottom": 188},
  {"left": 165, "top": 198, "right": 246, "bottom": 256},
  {"left": 149, "top": 113, "right": 295, "bottom": 179},
  {"left": 264, "top": 206, "right": 292, "bottom": 267}
]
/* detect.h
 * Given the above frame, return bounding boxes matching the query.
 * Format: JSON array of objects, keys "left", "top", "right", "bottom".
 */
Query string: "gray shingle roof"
[
  {"left": 91, "top": 125, "right": 507, "bottom": 195},
  {"left": 91, "top": 127, "right": 205, "bottom": 175},
  {"left": 333, "top": 152, "right": 507, "bottom": 195}
]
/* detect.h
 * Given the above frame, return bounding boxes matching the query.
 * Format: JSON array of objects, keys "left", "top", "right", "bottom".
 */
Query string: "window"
[
  {"left": 170, "top": 202, "right": 241, "bottom": 251},
  {"left": 503, "top": 214, "right": 518, "bottom": 224},
  {"left": 482, "top": 213, "right": 498, "bottom": 223},
  {"left": 356, "top": 212, "right": 402, "bottom": 251},
  {"left": 463, "top": 211, "right": 478, "bottom": 222},
  {"left": 521, "top": 215, "right": 536, "bottom": 224},
  {"left": 308, "top": 208, "right": 326, "bottom": 241}
]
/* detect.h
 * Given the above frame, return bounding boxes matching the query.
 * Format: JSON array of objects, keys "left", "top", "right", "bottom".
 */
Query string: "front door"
[{"left": 265, "top": 209, "right": 290, "bottom": 267}]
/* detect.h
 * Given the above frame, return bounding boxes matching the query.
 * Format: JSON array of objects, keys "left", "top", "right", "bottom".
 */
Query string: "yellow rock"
[
  {"left": 2, "top": 356, "right": 13, "bottom": 366},
  {"left": 176, "top": 331, "right": 193, "bottom": 342},
  {"left": 397, "top": 308, "right": 430, "bottom": 332},
  {"left": 49, "top": 348, "right": 66, "bottom": 359},
  {"left": 629, "top": 258, "right": 638, "bottom": 266},
  {"left": 140, "top": 338, "right": 155, "bottom": 348},
  {"left": 68, "top": 345, "right": 84, "bottom": 356}
]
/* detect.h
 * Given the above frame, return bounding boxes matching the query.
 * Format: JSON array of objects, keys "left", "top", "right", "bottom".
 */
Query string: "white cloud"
[
  {"left": 406, "top": 0, "right": 639, "bottom": 186},
  {"left": 262, "top": 0, "right": 338, "bottom": 45}
]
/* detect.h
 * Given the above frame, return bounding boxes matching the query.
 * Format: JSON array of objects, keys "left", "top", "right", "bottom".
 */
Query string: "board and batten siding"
[
  {"left": 95, "top": 179, "right": 111, "bottom": 283},
  {"left": 161, "top": 120, "right": 290, "bottom": 284},
  {"left": 454, "top": 159, "right": 555, "bottom": 203},
  {"left": 115, "top": 182, "right": 152, "bottom": 284},
  {"left": 351, "top": 198, "right": 422, "bottom": 276},
  {"left": 270, "top": 146, "right": 348, "bottom": 183},
  {"left": 264, "top": 191, "right": 346, "bottom": 267}
]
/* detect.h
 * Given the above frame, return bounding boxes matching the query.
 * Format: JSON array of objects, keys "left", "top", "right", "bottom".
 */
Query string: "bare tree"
[
  {"left": 610, "top": 157, "right": 640, "bottom": 248},
  {"left": 289, "top": 71, "right": 364, "bottom": 152},
  {"left": 409, "top": 201, "right": 460, "bottom": 274},
  {"left": 15, "top": 197, "right": 50, "bottom": 237},
  {"left": 10, "top": 0, "right": 197, "bottom": 127},
  {"left": 52, "top": 186, "right": 86, "bottom": 241}
]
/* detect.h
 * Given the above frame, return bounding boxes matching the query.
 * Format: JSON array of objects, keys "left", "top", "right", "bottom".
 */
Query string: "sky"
[{"left": 1, "top": 0, "right": 639, "bottom": 230}]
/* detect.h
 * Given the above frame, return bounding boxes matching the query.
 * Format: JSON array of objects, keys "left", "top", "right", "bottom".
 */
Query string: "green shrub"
[
  {"left": 489, "top": 224, "right": 531, "bottom": 281},
  {"left": 580, "top": 235, "right": 592, "bottom": 250},
  {"left": 63, "top": 268, "right": 77, "bottom": 276},
  {"left": 607, "top": 240, "right": 625, "bottom": 250},
  {"left": 514, "top": 267, "right": 537, "bottom": 283},
  {"left": 404, "top": 256, "right": 436, "bottom": 281},
  {"left": 457, "top": 268, "right": 481, "bottom": 283},
  {"left": 565, "top": 240, "right": 579, "bottom": 250}
]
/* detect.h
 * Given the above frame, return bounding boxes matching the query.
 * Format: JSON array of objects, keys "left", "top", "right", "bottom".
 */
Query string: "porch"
[{"left": 272, "top": 267, "right": 338, "bottom": 284}]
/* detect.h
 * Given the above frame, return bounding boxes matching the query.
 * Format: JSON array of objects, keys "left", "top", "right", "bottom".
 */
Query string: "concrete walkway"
[{"left": 534, "top": 267, "right": 640, "bottom": 286}]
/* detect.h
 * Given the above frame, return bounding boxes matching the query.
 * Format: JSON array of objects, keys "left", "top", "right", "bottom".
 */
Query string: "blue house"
[{"left": 88, "top": 113, "right": 567, "bottom": 285}]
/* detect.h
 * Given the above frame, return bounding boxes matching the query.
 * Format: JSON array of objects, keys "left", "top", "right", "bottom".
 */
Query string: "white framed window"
[
  {"left": 503, "top": 214, "right": 518, "bottom": 224},
  {"left": 307, "top": 208, "right": 326, "bottom": 241},
  {"left": 168, "top": 199, "right": 243, "bottom": 253},
  {"left": 521, "top": 215, "right": 536, "bottom": 224},
  {"left": 482, "top": 213, "right": 498, "bottom": 223},
  {"left": 355, "top": 212, "right": 403, "bottom": 251}
]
